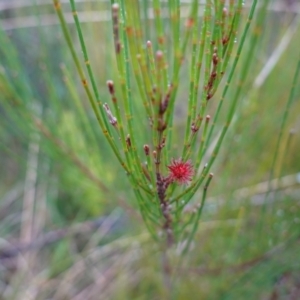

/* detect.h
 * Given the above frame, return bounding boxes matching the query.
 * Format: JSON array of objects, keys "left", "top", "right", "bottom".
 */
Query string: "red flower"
[{"left": 167, "top": 158, "right": 194, "bottom": 185}]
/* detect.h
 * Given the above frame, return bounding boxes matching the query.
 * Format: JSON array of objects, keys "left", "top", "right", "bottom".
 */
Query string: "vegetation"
[{"left": 0, "top": 0, "right": 299, "bottom": 299}]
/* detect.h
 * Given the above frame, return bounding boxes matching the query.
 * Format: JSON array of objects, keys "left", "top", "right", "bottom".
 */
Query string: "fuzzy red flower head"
[{"left": 167, "top": 158, "right": 194, "bottom": 185}]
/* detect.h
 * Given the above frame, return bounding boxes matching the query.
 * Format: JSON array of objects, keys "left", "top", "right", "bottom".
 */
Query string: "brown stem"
[
  {"left": 161, "top": 249, "right": 173, "bottom": 300},
  {"left": 156, "top": 173, "right": 173, "bottom": 246}
]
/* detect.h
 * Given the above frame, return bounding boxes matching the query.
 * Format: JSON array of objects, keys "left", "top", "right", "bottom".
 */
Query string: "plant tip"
[
  {"left": 143, "top": 144, "right": 150, "bottom": 156},
  {"left": 112, "top": 3, "right": 119, "bottom": 10},
  {"left": 156, "top": 50, "right": 163, "bottom": 60},
  {"left": 106, "top": 80, "right": 114, "bottom": 94}
]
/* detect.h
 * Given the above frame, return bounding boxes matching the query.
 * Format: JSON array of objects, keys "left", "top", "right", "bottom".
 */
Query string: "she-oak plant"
[{"left": 52, "top": 0, "right": 257, "bottom": 251}]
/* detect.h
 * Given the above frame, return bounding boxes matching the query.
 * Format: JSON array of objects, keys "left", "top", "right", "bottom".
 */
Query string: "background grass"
[{"left": 0, "top": 0, "right": 300, "bottom": 299}]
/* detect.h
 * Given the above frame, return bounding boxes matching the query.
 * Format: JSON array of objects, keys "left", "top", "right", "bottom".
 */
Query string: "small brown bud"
[
  {"left": 212, "top": 53, "right": 218, "bottom": 65},
  {"left": 126, "top": 134, "right": 131, "bottom": 148},
  {"left": 146, "top": 40, "right": 152, "bottom": 48},
  {"left": 153, "top": 150, "right": 157, "bottom": 159},
  {"left": 158, "top": 36, "right": 164, "bottom": 45},
  {"left": 143, "top": 144, "right": 150, "bottom": 156},
  {"left": 112, "top": 3, "right": 119, "bottom": 12},
  {"left": 156, "top": 50, "right": 163, "bottom": 61},
  {"left": 159, "top": 102, "right": 166, "bottom": 114},
  {"left": 157, "top": 119, "right": 167, "bottom": 131},
  {"left": 185, "top": 18, "right": 194, "bottom": 28},
  {"left": 191, "top": 123, "right": 198, "bottom": 133},
  {"left": 115, "top": 42, "right": 121, "bottom": 54},
  {"left": 222, "top": 37, "right": 229, "bottom": 46},
  {"left": 206, "top": 115, "right": 211, "bottom": 122},
  {"left": 106, "top": 80, "right": 115, "bottom": 95}
]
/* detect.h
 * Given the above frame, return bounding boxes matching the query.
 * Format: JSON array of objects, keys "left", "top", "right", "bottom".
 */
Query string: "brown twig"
[{"left": 0, "top": 216, "right": 121, "bottom": 260}]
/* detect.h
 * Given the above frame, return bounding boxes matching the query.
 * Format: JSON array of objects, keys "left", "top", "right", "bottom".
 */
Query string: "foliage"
[{"left": 0, "top": 0, "right": 300, "bottom": 299}]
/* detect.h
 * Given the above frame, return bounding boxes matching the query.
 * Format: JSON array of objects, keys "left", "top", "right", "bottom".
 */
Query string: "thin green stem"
[
  {"left": 183, "top": 173, "right": 213, "bottom": 255},
  {"left": 172, "top": 0, "right": 258, "bottom": 204},
  {"left": 52, "top": 0, "right": 127, "bottom": 173}
]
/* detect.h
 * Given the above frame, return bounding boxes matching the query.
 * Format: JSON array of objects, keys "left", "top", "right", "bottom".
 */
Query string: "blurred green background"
[{"left": 0, "top": 0, "right": 300, "bottom": 299}]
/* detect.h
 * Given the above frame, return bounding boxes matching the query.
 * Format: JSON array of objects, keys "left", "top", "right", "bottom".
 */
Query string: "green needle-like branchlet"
[
  {"left": 172, "top": 0, "right": 258, "bottom": 206},
  {"left": 52, "top": 0, "right": 258, "bottom": 248},
  {"left": 53, "top": 0, "right": 127, "bottom": 174}
]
